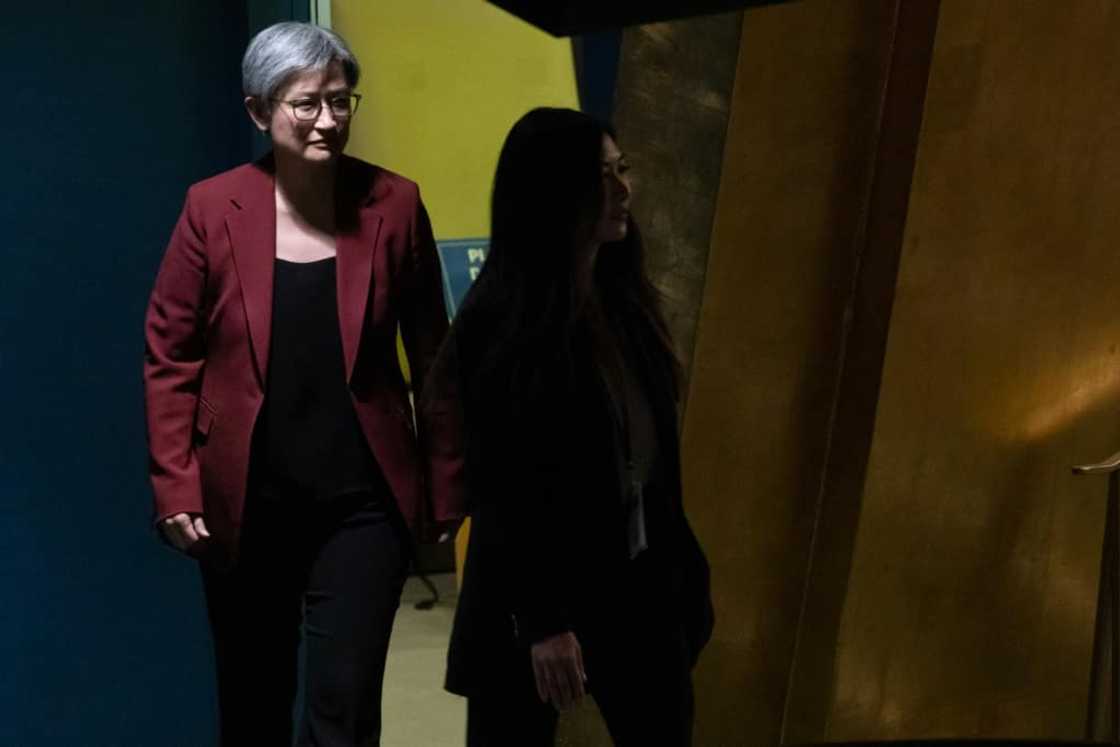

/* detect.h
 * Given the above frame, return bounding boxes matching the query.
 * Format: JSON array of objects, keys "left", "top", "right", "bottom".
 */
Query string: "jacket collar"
[{"left": 224, "top": 152, "right": 383, "bottom": 385}]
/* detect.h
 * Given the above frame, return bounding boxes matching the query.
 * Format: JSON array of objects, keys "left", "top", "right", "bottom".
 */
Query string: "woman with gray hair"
[{"left": 143, "top": 21, "right": 464, "bottom": 745}]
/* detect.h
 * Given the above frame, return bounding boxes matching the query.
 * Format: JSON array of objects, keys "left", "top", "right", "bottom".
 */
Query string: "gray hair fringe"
[{"left": 242, "top": 22, "right": 360, "bottom": 104}]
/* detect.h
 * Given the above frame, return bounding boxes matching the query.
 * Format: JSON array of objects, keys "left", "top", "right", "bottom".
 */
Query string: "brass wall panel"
[
  {"left": 612, "top": 12, "right": 744, "bottom": 391},
  {"left": 799, "top": 0, "right": 1120, "bottom": 739},
  {"left": 679, "top": 2, "right": 895, "bottom": 744},
  {"left": 781, "top": 0, "right": 943, "bottom": 740}
]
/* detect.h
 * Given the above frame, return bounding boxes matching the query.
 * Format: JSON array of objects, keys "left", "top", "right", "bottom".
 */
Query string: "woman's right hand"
[
  {"left": 159, "top": 512, "right": 211, "bottom": 555},
  {"left": 530, "top": 631, "right": 587, "bottom": 711}
]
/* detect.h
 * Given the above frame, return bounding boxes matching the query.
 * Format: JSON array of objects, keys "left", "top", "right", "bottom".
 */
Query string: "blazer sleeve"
[
  {"left": 399, "top": 188, "right": 466, "bottom": 524},
  {"left": 507, "top": 391, "right": 584, "bottom": 645},
  {"left": 143, "top": 188, "right": 209, "bottom": 523},
  {"left": 480, "top": 366, "right": 584, "bottom": 646}
]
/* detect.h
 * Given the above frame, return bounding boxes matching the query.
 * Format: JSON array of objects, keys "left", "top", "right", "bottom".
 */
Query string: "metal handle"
[{"left": 1073, "top": 449, "right": 1120, "bottom": 475}]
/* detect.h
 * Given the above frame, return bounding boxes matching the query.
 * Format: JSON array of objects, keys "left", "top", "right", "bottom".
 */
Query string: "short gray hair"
[{"left": 242, "top": 22, "right": 360, "bottom": 104}]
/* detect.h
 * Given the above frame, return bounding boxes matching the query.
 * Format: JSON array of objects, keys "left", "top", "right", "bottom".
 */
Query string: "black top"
[
  {"left": 605, "top": 350, "right": 661, "bottom": 486},
  {"left": 253, "top": 257, "right": 381, "bottom": 500},
  {"left": 601, "top": 338, "right": 663, "bottom": 558}
]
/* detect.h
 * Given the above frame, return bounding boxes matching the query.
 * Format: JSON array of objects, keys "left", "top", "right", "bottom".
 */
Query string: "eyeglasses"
[{"left": 271, "top": 93, "right": 362, "bottom": 122}]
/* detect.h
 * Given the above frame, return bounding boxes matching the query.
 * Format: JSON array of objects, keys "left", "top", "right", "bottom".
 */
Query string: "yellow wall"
[{"left": 333, "top": 0, "right": 580, "bottom": 239}]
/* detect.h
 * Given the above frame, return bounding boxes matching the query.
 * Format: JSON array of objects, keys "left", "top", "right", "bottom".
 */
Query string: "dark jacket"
[{"left": 434, "top": 310, "right": 714, "bottom": 697}]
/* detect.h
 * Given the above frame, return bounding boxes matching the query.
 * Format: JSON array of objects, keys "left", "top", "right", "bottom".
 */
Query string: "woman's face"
[
  {"left": 248, "top": 61, "right": 352, "bottom": 165},
  {"left": 593, "top": 134, "right": 632, "bottom": 244}
]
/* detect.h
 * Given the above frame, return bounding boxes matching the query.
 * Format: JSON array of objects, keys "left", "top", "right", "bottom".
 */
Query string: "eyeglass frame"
[{"left": 269, "top": 92, "right": 362, "bottom": 122}]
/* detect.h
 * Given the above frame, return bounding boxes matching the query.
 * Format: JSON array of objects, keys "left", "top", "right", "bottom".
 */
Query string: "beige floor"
[
  {"left": 381, "top": 573, "right": 466, "bottom": 747},
  {"left": 381, "top": 574, "right": 613, "bottom": 747}
]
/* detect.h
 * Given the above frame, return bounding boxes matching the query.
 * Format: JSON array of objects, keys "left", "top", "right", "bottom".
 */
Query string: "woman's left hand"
[{"left": 530, "top": 631, "right": 587, "bottom": 711}]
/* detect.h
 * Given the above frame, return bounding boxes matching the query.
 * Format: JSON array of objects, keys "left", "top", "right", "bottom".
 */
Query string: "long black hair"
[{"left": 440, "top": 107, "right": 680, "bottom": 417}]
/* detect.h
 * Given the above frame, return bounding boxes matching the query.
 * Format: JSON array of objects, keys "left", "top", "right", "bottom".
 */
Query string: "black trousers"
[
  {"left": 465, "top": 552, "right": 695, "bottom": 746},
  {"left": 200, "top": 491, "right": 410, "bottom": 746}
]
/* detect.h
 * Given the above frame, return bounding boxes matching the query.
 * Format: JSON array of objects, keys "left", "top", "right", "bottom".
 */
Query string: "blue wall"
[
  {"left": 572, "top": 29, "right": 622, "bottom": 122},
  {"left": 1, "top": 4, "right": 251, "bottom": 744}
]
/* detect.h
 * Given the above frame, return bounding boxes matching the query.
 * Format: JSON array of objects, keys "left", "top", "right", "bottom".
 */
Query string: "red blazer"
[{"left": 144, "top": 154, "right": 464, "bottom": 563}]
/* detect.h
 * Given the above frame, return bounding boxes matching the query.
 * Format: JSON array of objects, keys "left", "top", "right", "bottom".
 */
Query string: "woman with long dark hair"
[{"left": 432, "top": 107, "right": 714, "bottom": 745}]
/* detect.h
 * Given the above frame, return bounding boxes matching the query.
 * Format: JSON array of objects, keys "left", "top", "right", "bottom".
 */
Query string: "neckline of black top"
[{"left": 275, "top": 256, "right": 337, "bottom": 266}]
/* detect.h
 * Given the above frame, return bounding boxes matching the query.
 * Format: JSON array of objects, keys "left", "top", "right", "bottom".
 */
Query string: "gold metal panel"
[
  {"left": 808, "top": 0, "right": 1120, "bottom": 739},
  {"left": 612, "top": 13, "right": 745, "bottom": 391},
  {"left": 679, "top": 2, "right": 895, "bottom": 744}
]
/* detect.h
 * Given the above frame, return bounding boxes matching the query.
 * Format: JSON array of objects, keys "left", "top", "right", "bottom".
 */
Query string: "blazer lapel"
[
  {"left": 335, "top": 164, "right": 383, "bottom": 382},
  {"left": 226, "top": 158, "right": 276, "bottom": 386}
]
